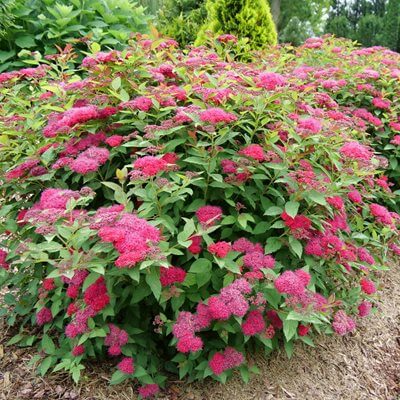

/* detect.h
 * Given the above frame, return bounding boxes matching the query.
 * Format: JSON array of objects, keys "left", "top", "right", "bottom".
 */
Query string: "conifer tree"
[
  {"left": 382, "top": 0, "right": 400, "bottom": 50},
  {"left": 196, "top": 0, "right": 277, "bottom": 49}
]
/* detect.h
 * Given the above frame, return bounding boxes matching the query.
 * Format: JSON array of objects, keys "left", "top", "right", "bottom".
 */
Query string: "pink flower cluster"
[
  {"left": 72, "top": 345, "right": 85, "bottom": 357},
  {"left": 391, "top": 135, "right": 400, "bottom": 146},
  {"left": 24, "top": 188, "right": 85, "bottom": 234},
  {"left": 353, "top": 108, "right": 382, "bottom": 127},
  {"left": 36, "top": 307, "right": 53, "bottom": 326},
  {"left": 0, "top": 65, "right": 49, "bottom": 84},
  {"left": 117, "top": 357, "right": 135, "bottom": 374},
  {"left": 160, "top": 266, "right": 187, "bottom": 287},
  {"left": 43, "top": 105, "right": 115, "bottom": 138},
  {"left": 305, "top": 231, "right": 346, "bottom": 260},
  {"left": 199, "top": 107, "right": 237, "bottom": 124},
  {"left": 217, "top": 34, "right": 238, "bottom": 43},
  {"left": 274, "top": 269, "right": 311, "bottom": 296},
  {"left": 65, "top": 270, "right": 89, "bottom": 299},
  {"left": 256, "top": 72, "right": 287, "bottom": 90},
  {"left": 332, "top": 310, "right": 356, "bottom": 336},
  {"left": 360, "top": 278, "right": 376, "bottom": 295},
  {"left": 296, "top": 117, "right": 322, "bottom": 135},
  {"left": 83, "top": 277, "right": 110, "bottom": 312},
  {"left": 64, "top": 276, "right": 110, "bottom": 339},
  {"left": 96, "top": 207, "right": 161, "bottom": 268},
  {"left": 358, "top": 301, "right": 372, "bottom": 317},
  {"left": 172, "top": 279, "right": 252, "bottom": 353},
  {"left": 5, "top": 159, "right": 46, "bottom": 180},
  {"left": 65, "top": 308, "right": 96, "bottom": 338},
  {"left": 209, "top": 347, "right": 244, "bottom": 375},
  {"left": 241, "top": 310, "right": 265, "bottom": 336},
  {"left": 70, "top": 146, "right": 110, "bottom": 175},
  {"left": 230, "top": 238, "right": 274, "bottom": 279},
  {"left": 133, "top": 156, "right": 168, "bottom": 177},
  {"left": 281, "top": 211, "right": 312, "bottom": 239},
  {"left": 372, "top": 97, "right": 391, "bottom": 109},
  {"left": 81, "top": 51, "right": 122, "bottom": 67},
  {"left": 196, "top": 205, "right": 223, "bottom": 227},
  {"left": 348, "top": 190, "right": 362, "bottom": 203},
  {"left": 138, "top": 384, "right": 160, "bottom": 398},
  {"left": 0, "top": 250, "right": 9, "bottom": 270},
  {"left": 58, "top": 132, "right": 106, "bottom": 158},
  {"left": 105, "top": 324, "right": 129, "bottom": 356},
  {"left": 105, "top": 135, "right": 124, "bottom": 147},
  {"left": 121, "top": 96, "right": 153, "bottom": 112},
  {"left": 339, "top": 141, "right": 373, "bottom": 162},
  {"left": 188, "top": 235, "right": 202, "bottom": 254},
  {"left": 369, "top": 203, "right": 394, "bottom": 226},
  {"left": 238, "top": 144, "right": 266, "bottom": 161},
  {"left": 208, "top": 241, "right": 231, "bottom": 258},
  {"left": 172, "top": 312, "right": 204, "bottom": 353}
]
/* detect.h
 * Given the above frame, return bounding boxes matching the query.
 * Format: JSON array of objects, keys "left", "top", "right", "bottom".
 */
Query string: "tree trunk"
[{"left": 270, "top": 0, "right": 281, "bottom": 29}]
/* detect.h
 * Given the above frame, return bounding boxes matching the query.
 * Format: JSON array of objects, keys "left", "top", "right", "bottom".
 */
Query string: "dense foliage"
[
  {"left": 326, "top": 0, "right": 400, "bottom": 51},
  {"left": 157, "top": 0, "right": 207, "bottom": 47},
  {"left": 0, "top": 36, "right": 399, "bottom": 398},
  {"left": 0, "top": 0, "right": 149, "bottom": 72},
  {"left": 269, "top": 0, "right": 331, "bottom": 45},
  {"left": 195, "top": 0, "right": 277, "bottom": 48}
]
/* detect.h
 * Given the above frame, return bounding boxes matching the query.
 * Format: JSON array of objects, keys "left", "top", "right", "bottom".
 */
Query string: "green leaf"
[
  {"left": 284, "top": 340, "right": 294, "bottom": 359},
  {"left": 189, "top": 258, "right": 211, "bottom": 274},
  {"left": 110, "top": 369, "right": 128, "bottom": 385},
  {"left": 119, "top": 88, "right": 130, "bottom": 102},
  {"left": 283, "top": 319, "right": 298, "bottom": 342},
  {"left": 270, "top": 220, "right": 286, "bottom": 229},
  {"left": 300, "top": 336, "right": 315, "bottom": 347},
  {"left": 265, "top": 237, "right": 282, "bottom": 254},
  {"left": 183, "top": 219, "right": 195, "bottom": 238},
  {"left": 111, "top": 77, "right": 121, "bottom": 90},
  {"left": 239, "top": 366, "right": 250, "bottom": 383},
  {"left": 39, "top": 356, "right": 53, "bottom": 376},
  {"left": 82, "top": 272, "right": 100, "bottom": 291},
  {"left": 7, "top": 333, "right": 24, "bottom": 345},
  {"left": 41, "top": 334, "right": 55, "bottom": 354},
  {"left": 289, "top": 237, "right": 303, "bottom": 258},
  {"left": 253, "top": 221, "right": 269, "bottom": 235},
  {"left": 0, "top": 50, "right": 16, "bottom": 63},
  {"left": 126, "top": 268, "right": 140, "bottom": 283},
  {"left": 71, "top": 365, "right": 84, "bottom": 383},
  {"left": 285, "top": 201, "right": 299, "bottom": 218},
  {"left": 15, "top": 35, "right": 36, "bottom": 48},
  {"left": 264, "top": 206, "right": 283, "bottom": 216},
  {"left": 307, "top": 190, "right": 326, "bottom": 206},
  {"left": 145, "top": 267, "right": 161, "bottom": 300},
  {"left": 90, "top": 42, "right": 101, "bottom": 53}
]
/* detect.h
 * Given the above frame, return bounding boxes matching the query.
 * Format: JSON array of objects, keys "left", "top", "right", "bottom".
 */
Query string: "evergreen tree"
[
  {"left": 325, "top": 0, "right": 387, "bottom": 45},
  {"left": 381, "top": 0, "right": 400, "bottom": 50},
  {"left": 157, "top": 0, "right": 207, "bottom": 46},
  {"left": 356, "top": 14, "right": 383, "bottom": 47},
  {"left": 279, "top": 16, "right": 313, "bottom": 46},
  {"left": 196, "top": 0, "right": 277, "bottom": 49},
  {"left": 0, "top": 0, "right": 17, "bottom": 37},
  {"left": 325, "top": 15, "right": 353, "bottom": 39}
]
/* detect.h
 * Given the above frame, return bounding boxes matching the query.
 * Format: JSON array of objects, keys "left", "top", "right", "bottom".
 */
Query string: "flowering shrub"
[{"left": 0, "top": 35, "right": 399, "bottom": 396}]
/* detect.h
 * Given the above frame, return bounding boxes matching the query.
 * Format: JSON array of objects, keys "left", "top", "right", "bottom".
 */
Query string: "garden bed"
[{"left": 1, "top": 263, "right": 398, "bottom": 400}]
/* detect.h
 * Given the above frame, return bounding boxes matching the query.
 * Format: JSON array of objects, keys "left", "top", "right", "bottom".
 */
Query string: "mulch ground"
[{"left": 1, "top": 265, "right": 399, "bottom": 400}]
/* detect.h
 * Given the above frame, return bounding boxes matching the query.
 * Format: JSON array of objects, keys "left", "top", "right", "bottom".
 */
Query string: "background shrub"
[
  {"left": 0, "top": 0, "right": 149, "bottom": 72},
  {"left": 0, "top": 36, "right": 399, "bottom": 396},
  {"left": 156, "top": 0, "right": 207, "bottom": 47},
  {"left": 195, "top": 0, "right": 278, "bottom": 48}
]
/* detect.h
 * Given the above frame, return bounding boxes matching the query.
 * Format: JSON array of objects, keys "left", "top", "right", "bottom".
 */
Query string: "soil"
[{"left": 1, "top": 266, "right": 399, "bottom": 400}]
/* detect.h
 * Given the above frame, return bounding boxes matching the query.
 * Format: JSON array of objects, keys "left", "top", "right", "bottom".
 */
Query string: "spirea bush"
[{"left": 0, "top": 35, "right": 399, "bottom": 397}]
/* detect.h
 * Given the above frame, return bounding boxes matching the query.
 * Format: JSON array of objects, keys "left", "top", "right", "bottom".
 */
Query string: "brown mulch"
[{"left": 1, "top": 267, "right": 399, "bottom": 400}]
